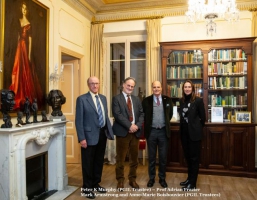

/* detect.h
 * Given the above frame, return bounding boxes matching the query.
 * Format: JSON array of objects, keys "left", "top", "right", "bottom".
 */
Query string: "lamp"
[
  {"left": 185, "top": 0, "right": 239, "bottom": 35},
  {"left": 49, "top": 64, "right": 64, "bottom": 88}
]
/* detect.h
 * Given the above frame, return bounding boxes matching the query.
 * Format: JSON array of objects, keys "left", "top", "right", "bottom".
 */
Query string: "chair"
[{"left": 139, "top": 123, "right": 146, "bottom": 165}]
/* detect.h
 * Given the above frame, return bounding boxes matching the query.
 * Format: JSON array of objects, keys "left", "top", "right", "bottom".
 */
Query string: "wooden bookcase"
[{"left": 160, "top": 37, "right": 257, "bottom": 177}]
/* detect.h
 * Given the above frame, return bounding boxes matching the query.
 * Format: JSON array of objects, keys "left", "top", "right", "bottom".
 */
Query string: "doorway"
[{"left": 61, "top": 53, "right": 81, "bottom": 163}]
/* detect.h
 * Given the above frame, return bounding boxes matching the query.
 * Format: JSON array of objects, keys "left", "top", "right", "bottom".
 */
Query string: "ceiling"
[
  {"left": 78, "top": 0, "right": 187, "bottom": 15},
  {"left": 63, "top": 0, "right": 257, "bottom": 22}
]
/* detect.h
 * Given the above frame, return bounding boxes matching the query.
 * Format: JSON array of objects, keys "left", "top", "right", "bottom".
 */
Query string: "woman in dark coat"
[{"left": 179, "top": 80, "right": 206, "bottom": 190}]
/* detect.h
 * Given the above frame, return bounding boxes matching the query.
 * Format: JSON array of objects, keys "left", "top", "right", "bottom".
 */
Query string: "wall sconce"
[{"left": 49, "top": 64, "right": 64, "bottom": 88}]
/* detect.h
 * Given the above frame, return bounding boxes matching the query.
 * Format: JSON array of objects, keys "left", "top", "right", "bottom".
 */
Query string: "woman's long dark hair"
[
  {"left": 20, "top": 1, "right": 30, "bottom": 19},
  {"left": 181, "top": 80, "right": 196, "bottom": 103}
]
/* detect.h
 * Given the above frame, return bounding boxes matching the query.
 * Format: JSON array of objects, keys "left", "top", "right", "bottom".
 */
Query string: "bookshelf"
[
  {"left": 160, "top": 37, "right": 257, "bottom": 177},
  {"left": 207, "top": 48, "right": 248, "bottom": 122}
]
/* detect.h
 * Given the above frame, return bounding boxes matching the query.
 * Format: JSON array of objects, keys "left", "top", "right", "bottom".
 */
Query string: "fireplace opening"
[
  {"left": 26, "top": 152, "right": 57, "bottom": 200},
  {"left": 26, "top": 152, "right": 47, "bottom": 200}
]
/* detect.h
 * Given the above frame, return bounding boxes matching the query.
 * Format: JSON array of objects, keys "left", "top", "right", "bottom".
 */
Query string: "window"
[{"left": 106, "top": 36, "right": 146, "bottom": 116}]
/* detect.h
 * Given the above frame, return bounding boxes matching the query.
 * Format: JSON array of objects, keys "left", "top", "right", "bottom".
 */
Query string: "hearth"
[{"left": 0, "top": 121, "right": 68, "bottom": 200}]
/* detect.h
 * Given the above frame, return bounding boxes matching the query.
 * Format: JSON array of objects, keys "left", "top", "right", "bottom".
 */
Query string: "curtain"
[
  {"left": 146, "top": 19, "right": 161, "bottom": 95},
  {"left": 252, "top": 11, "right": 257, "bottom": 124},
  {"left": 90, "top": 23, "right": 104, "bottom": 90}
]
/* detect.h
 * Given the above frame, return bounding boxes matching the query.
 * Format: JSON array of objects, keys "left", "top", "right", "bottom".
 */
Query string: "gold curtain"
[
  {"left": 252, "top": 11, "right": 257, "bottom": 123},
  {"left": 90, "top": 24, "right": 104, "bottom": 90},
  {"left": 146, "top": 19, "right": 161, "bottom": 95}
]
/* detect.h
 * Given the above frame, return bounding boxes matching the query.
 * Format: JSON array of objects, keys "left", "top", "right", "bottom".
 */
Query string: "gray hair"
[{"left": 123, "top": 77, "right": 136, "bottom": 85}]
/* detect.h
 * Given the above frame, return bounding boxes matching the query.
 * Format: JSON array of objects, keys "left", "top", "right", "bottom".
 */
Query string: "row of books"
[
  {"left": 208, "top": 62, "right": 247, "bottom": 75},
  {"left": 208, "top": 49, "right": 247, "bottom": 61},
  {"left": 168, "top": 51, "right": 203, "bottom": 64},
  {"left": 209, "top": 76, "right": 247, "bottom": 89},
  {"left": 167, "top": 83, "right": 202, "bottom": 98},
  {"left": 208, "top": 94, "right": 247, "bottom": 107},
  {"left": 167, "top": 66, "right": 202, "bottom": 79},
  {"left": 167, "top": 84, "right": 183, "bottom": 98}
]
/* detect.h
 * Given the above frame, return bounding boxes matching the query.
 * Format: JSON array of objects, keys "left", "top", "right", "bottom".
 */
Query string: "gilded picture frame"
[
  {"left": 235, "top": 111, "right": 251, "bottom": 123},
  {"left": 0, "top": 0, "right": 49, "bottom": 115}
]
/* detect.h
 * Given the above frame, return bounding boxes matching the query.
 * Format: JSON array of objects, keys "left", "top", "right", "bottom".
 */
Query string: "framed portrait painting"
[{"left": 0, "top": 0, "right": 48, "bottom": 114}]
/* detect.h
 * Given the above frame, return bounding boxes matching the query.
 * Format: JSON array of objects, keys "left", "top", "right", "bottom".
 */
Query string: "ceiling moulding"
[
  {"left": 62, "top": 0, "right": 94, "bottom": 20},
  {"left": 81, "top": 0, "right": 185, "bottom": 12},
  {"left": 93, "top": 2, "right": 257, "bottom": 23},
  {"left": 249, "top": 8, "right": 257, "bottom": 12},
  {"left": 62, "top": 0, "right": 257, "bottom": 22},
  {"left": 80, "top": 0, "right": 257, "bottom": 14},
  {"left": 237, "top": 2, "right": 257, "bottom": 11},
  {"left": 93, "top": 8, "right": 185, "bottom": 23}
]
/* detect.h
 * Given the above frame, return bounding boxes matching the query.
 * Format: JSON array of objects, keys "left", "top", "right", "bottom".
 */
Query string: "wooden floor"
[{"left": 66, "top": 161, "right": 257, "bottom": 200}]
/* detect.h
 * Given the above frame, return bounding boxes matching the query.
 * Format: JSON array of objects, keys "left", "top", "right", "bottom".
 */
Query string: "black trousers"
[
  {"left": 81, "top": 129, "right": 107, "bottom": 189},
  {"left": 180, "top": 125, "right": 201, "bottom": 185},
  {"left": 147, "top": 128, "right": 168, "bottom": 180}
]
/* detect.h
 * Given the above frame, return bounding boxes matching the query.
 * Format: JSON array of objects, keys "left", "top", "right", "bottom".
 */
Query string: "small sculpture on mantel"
[
  {"left": 23, "top": 96, "right": 31, "bottom": 124},
  {"left": 0, "top": 89, "right": 15, "bottom": 128},
  {"left": 16, "top": 111, "right": 26, "bottom": 127},
  {"left": 41, "top": 110, "right": 49, "bottom": 122},
  {"left": 46, "top": 89, "right": 66, "bottom": 121},
  {"left": 31, "top": 98, "right": 39, "bottom": 123}
]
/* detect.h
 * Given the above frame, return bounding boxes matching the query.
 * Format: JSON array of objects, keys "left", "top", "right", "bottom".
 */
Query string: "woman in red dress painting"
[{"left": 9, "top": 1, "right": 43, "bottom": 110}]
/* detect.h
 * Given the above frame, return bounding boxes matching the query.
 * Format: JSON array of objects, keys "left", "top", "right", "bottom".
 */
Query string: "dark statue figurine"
[
  {"left": 46, "top": 90, "right": 66, "bottom": 117},
  {"left": 31, "top": 98, "right": 38, "bottom": 123},
  {"left": 16, "top": 111, "right": 26, "bottom": 127},
  {"left": 23, "top": 96, "right": 31, "bottom": 124},
  {"left": 41, "top": 110, "right": 49, "bottom": 122},
  {"left": 0, "top": 89, "right": 15, "bottom": 128}
]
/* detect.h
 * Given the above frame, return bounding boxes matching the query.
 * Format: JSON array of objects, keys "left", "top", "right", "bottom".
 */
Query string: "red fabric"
[
  {"left": 139, "top": 122, "right": 146, "bottom": 149},
  {"left": 139, "top": 139, "right": 146, "bottom": 149},
  {"left": 9, "top": 24, "right": 43, "bottom": 110}
]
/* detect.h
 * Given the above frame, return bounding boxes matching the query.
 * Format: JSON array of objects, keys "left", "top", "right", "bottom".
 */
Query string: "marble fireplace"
[{"left": 0, "top": 121, "right": 68, "bottom": 200}]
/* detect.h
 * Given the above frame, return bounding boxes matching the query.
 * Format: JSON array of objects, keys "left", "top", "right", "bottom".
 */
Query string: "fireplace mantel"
[{"left": 0, "top": 121, "right": 68, "bottom": 200}]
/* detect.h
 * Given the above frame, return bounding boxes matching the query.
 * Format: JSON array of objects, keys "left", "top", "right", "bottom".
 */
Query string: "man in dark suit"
[
  {"left": 142, "top": 81, "right": 173, "bottom": 188},
  {"left": 75, "top": 76, "right": 114, "bottom": 199},
  {"left": 112, "top": 77, "right": 144, "bottom": 190}
]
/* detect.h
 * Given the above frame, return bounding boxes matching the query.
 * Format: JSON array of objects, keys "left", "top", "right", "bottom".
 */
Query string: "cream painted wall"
[
  {"left": 39, "top": 0, "right": 91, "bottom": 94},
  {"left": 103, "top": 11, "right": 252, "bottom": 40},
  {"left": 162, "top": 11, "right": 252, "bottom": 41}
]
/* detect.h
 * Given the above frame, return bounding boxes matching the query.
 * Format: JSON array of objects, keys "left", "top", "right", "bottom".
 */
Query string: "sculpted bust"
[
  {"left": 0, "top": 89, "right": 15, "bottom": 128},
  {"left": 46, "top": 90, "right": 66, "bottom": 117}
]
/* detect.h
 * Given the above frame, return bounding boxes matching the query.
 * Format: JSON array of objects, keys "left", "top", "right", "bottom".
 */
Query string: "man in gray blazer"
[
  {"left": 112, "top": 77, "right": 144, "bottom": 190},
  {"left": 75, "top": 76, "right": 114, "bottom": 199}
]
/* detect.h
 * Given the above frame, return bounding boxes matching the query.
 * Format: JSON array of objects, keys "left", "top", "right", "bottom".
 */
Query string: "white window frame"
[{"left": 103, "top": 35, "right": 147, "bottom": 116}]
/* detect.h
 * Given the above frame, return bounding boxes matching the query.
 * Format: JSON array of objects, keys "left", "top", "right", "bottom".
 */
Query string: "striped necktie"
[{"left": 95, "top": 95, "right": 104, "bottom": 128}]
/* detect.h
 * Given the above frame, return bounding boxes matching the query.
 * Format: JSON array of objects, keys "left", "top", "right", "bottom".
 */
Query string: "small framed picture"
[
  {"left": 211, "top": 107, "right": 223, "bottom": 122},
  {"left": 235, "top": 111, "right": 251, "bottom": 123}
]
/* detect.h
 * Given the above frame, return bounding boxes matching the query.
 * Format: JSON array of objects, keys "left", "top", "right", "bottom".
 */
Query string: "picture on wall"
[{"left": 1, "top": 0, "right": 48, "bottom": 113}]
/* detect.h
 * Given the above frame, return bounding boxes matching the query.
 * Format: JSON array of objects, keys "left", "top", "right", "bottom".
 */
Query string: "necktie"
[
  {"left": 127, "top": 95, "right": 133, "bottom": 122},
  {"left": 157, "top": 96, "right": 160, "bottom": 106},
  {"left": 95, "top": 95, "right": 104, "bottom": 127}
]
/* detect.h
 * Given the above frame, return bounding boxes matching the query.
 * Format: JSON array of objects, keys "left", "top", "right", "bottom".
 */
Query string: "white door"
[{"left": 60, "top": 60, "right": 80, "bottom": 163}]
